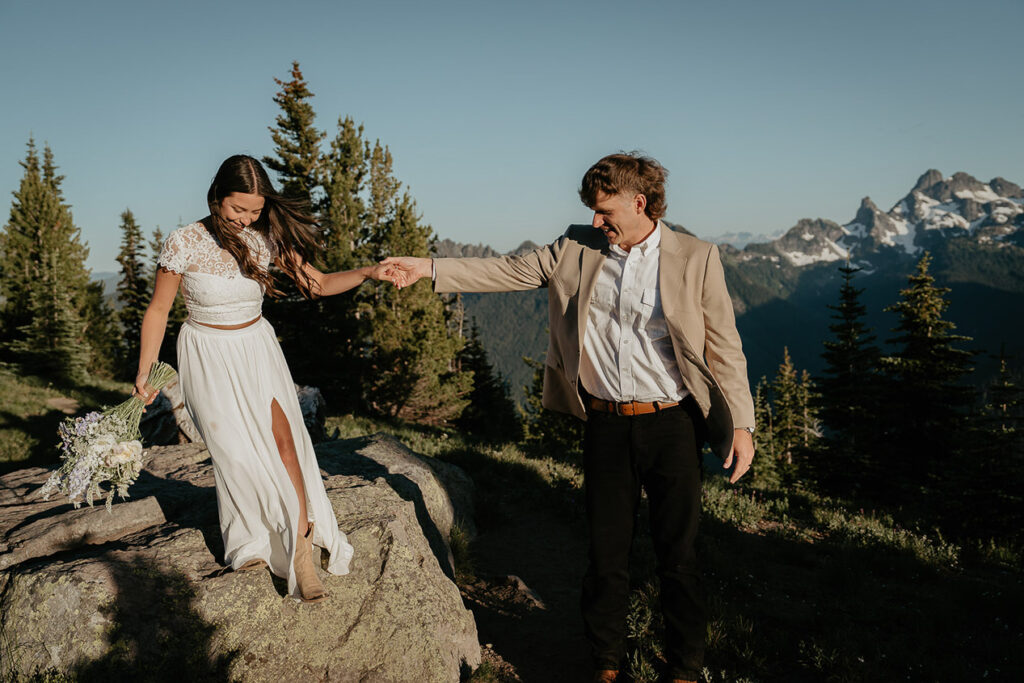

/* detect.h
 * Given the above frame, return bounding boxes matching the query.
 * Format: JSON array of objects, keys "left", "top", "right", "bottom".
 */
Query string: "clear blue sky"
[{"left": 2, "top": 0, "right": 1022, "bottom": 272}]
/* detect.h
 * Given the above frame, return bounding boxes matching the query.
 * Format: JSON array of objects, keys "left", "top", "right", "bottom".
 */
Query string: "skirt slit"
[{"left": 177, "top": 317, "right": 353, "bottom": 598}]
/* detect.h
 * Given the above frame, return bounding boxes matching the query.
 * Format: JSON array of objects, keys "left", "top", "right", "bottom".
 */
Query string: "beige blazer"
[{"left": 434, "top": 223, "right": 755, "bottom": 459}]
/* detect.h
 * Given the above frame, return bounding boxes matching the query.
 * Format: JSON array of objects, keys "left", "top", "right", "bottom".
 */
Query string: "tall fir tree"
[
  {"left": 880, "top": 252, "right": 976, "bottom": 477},
  {"left": 750, "top": 377, "right": 781, "bottom": 486},
  {"left": 262, "top": 61, "right": 325, "bottom": 205},
  {"left": 80, "top": 280, "right": 120, "bottom": 379},
  {"left": 455, "top": 320, "right": 521, "bottom": 442},
  {"left": 519, "top": 356, "right": 585, "bottom": 459},
  {"left": 960, "top": 352, "right": 1024, "bottom": 539},
  {"left": 116, "top": 209, "right": 149, "bottom": 376},
  {"left": 360, "top": 149, "right": 471, "bottom": 422},
  {"left": 818, "top": 262, "right": 882, "bottom": 452},
  {"left": 0, "top": 140, "right": 93, "bottom": 382},
  {"left": 320, "top": 116, "right": 368, "bottom": 272},
  {"left": 771, "top": 347, "right": 802, "bottom": 466}
]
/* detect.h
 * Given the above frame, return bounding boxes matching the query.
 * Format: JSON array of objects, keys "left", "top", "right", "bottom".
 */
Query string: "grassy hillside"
[
  {"left": 0, "top": 366, "right": 129, "bottom": 473},
  {"left": 324, "top": 414, "right": 1022, "bottom": 682}
]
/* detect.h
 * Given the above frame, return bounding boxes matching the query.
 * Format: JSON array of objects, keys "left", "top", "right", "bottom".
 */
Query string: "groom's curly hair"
[{"left": 579, "top": 152, "right": 668, "bottom": 221}]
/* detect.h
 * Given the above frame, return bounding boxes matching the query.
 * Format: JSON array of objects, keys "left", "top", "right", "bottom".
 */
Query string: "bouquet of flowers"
[{"left": 39, "top": 361, "right": 178, "bottom": 511}]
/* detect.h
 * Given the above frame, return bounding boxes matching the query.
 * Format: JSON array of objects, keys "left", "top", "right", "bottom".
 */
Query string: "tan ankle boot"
[{"left": 294, "top": 521, "right": 327, "bottom": 603}]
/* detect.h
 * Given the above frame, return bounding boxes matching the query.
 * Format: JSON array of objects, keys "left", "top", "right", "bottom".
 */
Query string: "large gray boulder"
[{"left": 0, "top": 434, "right": 480, "bottom": 682}]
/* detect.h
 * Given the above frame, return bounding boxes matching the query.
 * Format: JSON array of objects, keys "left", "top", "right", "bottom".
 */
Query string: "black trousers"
[{"left": 581, "top": 398, "right": 707, "bottom": 679}]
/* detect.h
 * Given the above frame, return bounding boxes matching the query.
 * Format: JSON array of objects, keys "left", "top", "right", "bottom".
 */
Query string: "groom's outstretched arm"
[{"left": 383, "top": 235, "right": 570, "bottom": 294}]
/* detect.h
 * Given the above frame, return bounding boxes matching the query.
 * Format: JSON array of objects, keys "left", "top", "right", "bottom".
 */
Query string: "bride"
[{"left": 134, "top": 154, "right": 394, "bottom": 602}]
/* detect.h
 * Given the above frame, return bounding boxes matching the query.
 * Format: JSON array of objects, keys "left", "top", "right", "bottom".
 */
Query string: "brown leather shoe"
[{"left": 592, "top": 670, "right": 619, "bottom": 683}]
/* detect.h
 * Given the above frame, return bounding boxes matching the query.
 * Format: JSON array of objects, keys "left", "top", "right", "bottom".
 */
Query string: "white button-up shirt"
[{"left": 579, "top": 222, "right": 689, "bottom": 403}]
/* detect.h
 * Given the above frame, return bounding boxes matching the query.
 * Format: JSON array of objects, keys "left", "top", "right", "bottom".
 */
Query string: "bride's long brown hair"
[{"left": 203, "top": 155, "right": 321, "bottom": 298}]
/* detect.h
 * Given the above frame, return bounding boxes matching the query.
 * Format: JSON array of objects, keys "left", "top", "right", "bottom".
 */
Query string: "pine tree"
[
  {"left": 818, "top": 262, "right": 882, "bottom": 453},
  {"left": 81, "top": 280, "right": 120, "bottom": 378},
  {"left": 961, "top": 352, "right": 1024, "bottom": 538},
  {"left": 116, "top": 209, "right": 149, "bottom": 376},
  {"left": 320, "top": 116, "right": 368, "bottom": 272},
  {"left": 263, "top": 61, "right": 325, "bottom": 205},
  {"left": 771, "top": 347, "right": 802, "bottom": 466},
  {"left": 11, "top": 250, "right": 90, "bottom": 383},
  {"left": 360, "top": 153, "right": 472, "bottom": 422},
  {"left": 518, "top": 355, "right": 585, "bottom": 459},
  {"left": 456, "top": 320, "right": 521, "bottom": 442},
  {"left": 881, "top": 252, "right": 975, "bottom": 469},
  {"left": 751, "top": 377, "right": 781, "bottom": 486},
  {"left": 0, "top": 140, "right": 93, "bottom": 381}
]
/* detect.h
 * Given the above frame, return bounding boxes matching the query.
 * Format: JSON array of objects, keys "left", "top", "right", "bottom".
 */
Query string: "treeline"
[
  {"left": 0, "top": 62, "right": 522, "bottom": 435},
  {"left": 752, "top": 256, "right": 1023, "bottom": 542}
]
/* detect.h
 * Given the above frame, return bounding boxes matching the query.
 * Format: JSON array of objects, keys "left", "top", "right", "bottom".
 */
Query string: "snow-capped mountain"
[
  {"left": 706, "top": 230, "right": 785, "bottom": 250},
  {"left": 737, "top": 171, "right": 1024, "bottom": 269}
]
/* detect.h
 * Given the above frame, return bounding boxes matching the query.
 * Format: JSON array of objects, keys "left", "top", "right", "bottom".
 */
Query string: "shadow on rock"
[
  {"left": 71, "top": 556, "right": 238, "bottom": 682},
  {"left": 128, "top": 470, "right": 223, "bottom": 561},
  {"left": 318, "top": 436, "right": 456, "bottom": 581}
]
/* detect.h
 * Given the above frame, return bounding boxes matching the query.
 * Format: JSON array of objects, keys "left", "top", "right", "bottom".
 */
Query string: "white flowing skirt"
[{"left": 177, "top": 317, "right": 353, "bottom": 598}]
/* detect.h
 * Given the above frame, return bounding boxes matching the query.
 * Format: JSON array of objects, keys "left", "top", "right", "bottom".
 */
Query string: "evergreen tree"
[
  {"left": 320, "top": 116, "right": 368, "bottom": 272},
  {"left": 818, "top": 262, "right": 882, "bottom": 452},
  {"left": 0, "top": 140, "right": 93, "bottom": 381},
  {"left": 771, "top": 347, "right": 802, "bottom": 466},
  {"left": 519, "top": 356, "right": 584, "bottom": 459},
  {"left": 961, "top": 352, "right": 1024, "bottom": 538},
  {"left": 360, "top": 151, "right": 471, "bottom": 422},
  {"left": 881, "top": 252, "right": 976, "bottom": 469},
  {"left": 456, "top": 320, "right": 521, "bottom": 442},
  {"left": 81, "top": 280, "right": 120, "bottom": 378},
  {"left": 116, "top": 209, "right": 149, "bottom": 375},
  {"left": 263, "top": 61, "right": 325, "bottom": 205},
  {"left": 750, "top": 377, "right": 781, "bottom": 486},
  {"left": 11, "top": 250, "right": 90, "bottom": 383}
]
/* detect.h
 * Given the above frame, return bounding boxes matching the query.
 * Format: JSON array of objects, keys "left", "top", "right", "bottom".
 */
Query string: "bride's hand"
[
  {"left": 368, "top": 263, "right": 408, "bottom": 288},
  {"left": 132, "top": 373, "right": 159, "bottom": 407}
]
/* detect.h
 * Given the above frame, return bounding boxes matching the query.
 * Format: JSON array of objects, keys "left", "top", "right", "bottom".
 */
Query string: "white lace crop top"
[{"left": 158, "top": 222, "right": 278, "bottom": 325}]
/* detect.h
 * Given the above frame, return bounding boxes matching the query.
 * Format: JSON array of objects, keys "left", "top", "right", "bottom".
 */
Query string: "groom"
[{"left": 384, "top": 152, "right": 755, "bottom": 682}]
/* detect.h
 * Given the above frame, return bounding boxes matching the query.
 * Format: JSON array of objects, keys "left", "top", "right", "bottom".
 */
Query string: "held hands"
[
  {"left": 723, "top": 429, "right": 755, "bottom": 484},
  {"left": 378, "top": 257, "right": 432, "bottom": 289}
]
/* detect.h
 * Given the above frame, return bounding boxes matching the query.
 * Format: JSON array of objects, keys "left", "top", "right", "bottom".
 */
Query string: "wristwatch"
[{"left": 743, "top": 426, "right": 755, "bottom": 435}]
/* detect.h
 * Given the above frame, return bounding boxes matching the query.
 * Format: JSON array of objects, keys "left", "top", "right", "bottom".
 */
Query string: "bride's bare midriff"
[{"left": 191, "top": 315, "right": 262, "bottom": 330}]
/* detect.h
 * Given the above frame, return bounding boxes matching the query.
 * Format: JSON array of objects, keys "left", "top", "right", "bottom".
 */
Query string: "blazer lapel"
[
  {"left": 577, "top": 242, "right": 605, "bottom": 346},
  {"left": 658, "top": 223, "right": 688, "bottom": 321}
]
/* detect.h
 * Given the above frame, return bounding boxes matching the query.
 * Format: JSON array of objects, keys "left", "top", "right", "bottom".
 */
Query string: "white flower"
[
  {"left": 106, "top": 440, "right": 143, "bottom": 467},
  {"left": 89, "top": 434, "right": 117, "bottom": 459}
]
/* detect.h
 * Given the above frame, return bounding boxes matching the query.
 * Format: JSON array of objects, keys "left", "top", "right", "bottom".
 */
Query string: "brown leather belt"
[{"left": 589, "top": 397, "right": 679, "bottom": 416}]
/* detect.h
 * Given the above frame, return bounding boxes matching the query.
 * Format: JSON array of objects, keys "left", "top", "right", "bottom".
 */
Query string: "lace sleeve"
[{"left": 158, "top": 230, "right": 188, "bottom": 275}]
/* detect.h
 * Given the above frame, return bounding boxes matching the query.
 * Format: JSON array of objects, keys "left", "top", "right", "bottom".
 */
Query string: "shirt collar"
[{"left": 609, "top": 220, "right": 662, "bottom": 258}]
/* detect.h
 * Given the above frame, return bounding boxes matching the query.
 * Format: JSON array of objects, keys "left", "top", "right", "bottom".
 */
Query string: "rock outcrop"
[{"left": 0, "top": 433, "right": 480, "bottom": 682}]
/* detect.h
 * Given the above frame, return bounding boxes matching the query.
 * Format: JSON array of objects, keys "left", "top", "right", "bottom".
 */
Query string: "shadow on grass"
[
  {"left": 622, "top": 489, "right": 1024, "bottom": 682},
  {"left": 0, "top": 408, "right": 73, "bottom": 475}
]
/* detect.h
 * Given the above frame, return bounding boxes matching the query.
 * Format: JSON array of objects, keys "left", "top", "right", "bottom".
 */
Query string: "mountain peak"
[
  {"left": 991, "top": 177, "right": 1023, "bottom": 198},
  {"left": 912, "top": 169, "right": 944, "bottom": 193}
]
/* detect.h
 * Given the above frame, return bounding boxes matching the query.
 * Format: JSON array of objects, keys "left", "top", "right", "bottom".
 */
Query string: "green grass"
[
  {"left": 0, "top": 365, "right": 129, "bottom": 471},
  {"left": 5, "top": 396, "right": 1021, "bottom": 682},
  {"left": 329, "top": 411, "right": 1023, "bottom": 682}
]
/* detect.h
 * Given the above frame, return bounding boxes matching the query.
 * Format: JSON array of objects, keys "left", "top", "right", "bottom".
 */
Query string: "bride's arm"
[
  {"left": 134, "top": 267, "right": 182, "bottom": 402},
  {"left": 278, "top": 252, "right": 397, "bottom": 298}
]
